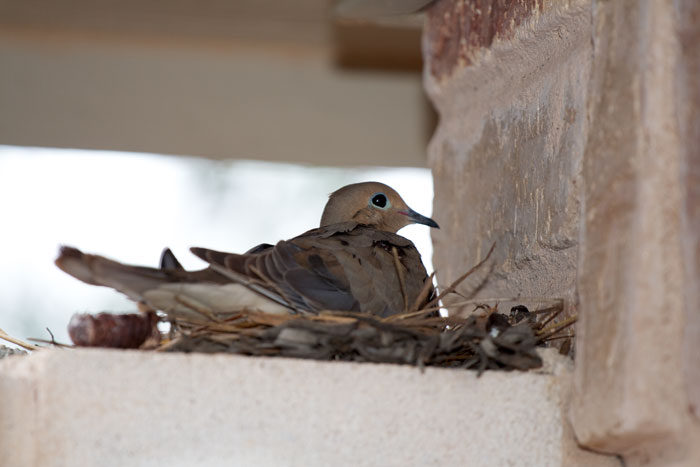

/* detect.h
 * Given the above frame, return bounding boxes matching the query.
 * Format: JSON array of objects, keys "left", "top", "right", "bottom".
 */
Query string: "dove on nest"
[{"left": 55, "top": 182, "right": 439, "bottom": 320}]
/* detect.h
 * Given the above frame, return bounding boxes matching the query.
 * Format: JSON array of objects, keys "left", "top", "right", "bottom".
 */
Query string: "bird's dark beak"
[{"left": 404, "top": 208, "right": 440, "bottom": 229}]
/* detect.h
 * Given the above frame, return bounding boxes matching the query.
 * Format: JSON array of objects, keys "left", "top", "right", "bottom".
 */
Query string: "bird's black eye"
[{"left": 371, "top": 193, "right": 387, "bottom": 208}]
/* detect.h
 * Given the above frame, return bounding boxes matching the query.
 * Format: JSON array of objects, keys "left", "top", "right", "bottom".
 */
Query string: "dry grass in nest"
[{"left": 156, "top": 302, "right": 574, "bottom": 373}]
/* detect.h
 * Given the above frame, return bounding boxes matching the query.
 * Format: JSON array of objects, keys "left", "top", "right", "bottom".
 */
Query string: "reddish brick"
[{"left": 426, "top": 0, "right": 541, "bottom": 79}]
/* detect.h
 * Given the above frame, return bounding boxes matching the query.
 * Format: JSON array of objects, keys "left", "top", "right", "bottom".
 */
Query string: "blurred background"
[{"left": 0, "top": 1, "right": 437, "bottom": 344}]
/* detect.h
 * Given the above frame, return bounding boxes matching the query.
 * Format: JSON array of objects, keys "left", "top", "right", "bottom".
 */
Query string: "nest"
[
  {"left": 158, "top": 303, "right": 573, "bottom": 372},
  {"left": 3, "top": 246, "right": 576, "bottom": 373},
  {"left": 62, "top": 296, "right": 574, "bottom": 373}
]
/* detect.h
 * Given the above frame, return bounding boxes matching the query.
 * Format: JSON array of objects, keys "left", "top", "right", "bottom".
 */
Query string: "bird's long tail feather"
[{"left": 55, "top": 246, "right": 172, "bottom": 303}]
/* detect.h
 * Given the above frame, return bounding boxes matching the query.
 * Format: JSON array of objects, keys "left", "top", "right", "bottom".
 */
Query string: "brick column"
[
  {"left": 424, "top": 0, "right": 591, "bottom": 315},
  {"left": 571, "top": 1, "right": 700, "bottom": 465},
  {"left": 424, "top": 1, "right": 700, "bottom": 465}
]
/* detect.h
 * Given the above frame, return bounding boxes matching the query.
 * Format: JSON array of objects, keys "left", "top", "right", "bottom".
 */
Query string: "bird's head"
[{"left": 320, "top": 181, "right": 439, "bottom": 233}]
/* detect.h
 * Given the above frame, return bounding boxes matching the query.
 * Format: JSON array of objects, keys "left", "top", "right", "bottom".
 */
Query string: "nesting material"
[
  {"left": 153, "top": 302, "right": 572, "bottom": 372},
  {"left": 1, "top": 300, "right": 575, "bottom": 373}
]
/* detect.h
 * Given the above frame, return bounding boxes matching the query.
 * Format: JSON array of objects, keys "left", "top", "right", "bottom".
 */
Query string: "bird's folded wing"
[
  {"left": 191, "top": 222, "right": 430, "bottom": 316},
  {"left": 191, "top": 239, "right": 358, "bottom": 314}
]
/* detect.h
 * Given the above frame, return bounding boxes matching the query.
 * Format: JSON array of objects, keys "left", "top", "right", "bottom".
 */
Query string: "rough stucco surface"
[
  {"left": 675, "top": 0, "right": 700, "bottom": 425},
  {"left": 425, "top": 0, "right": 700, "bottom": 465},
  {"left": 426, "top": 0, "right": 542, "bottom": 78},
  {"left": 425, "top": 0, "right": 589, "bottom": 314},
  {"left": 0, "top": 348, "right": 615, "bottom": 467},
  {"left": 571, "top": 1, "right": 700, "bottom": 465}
]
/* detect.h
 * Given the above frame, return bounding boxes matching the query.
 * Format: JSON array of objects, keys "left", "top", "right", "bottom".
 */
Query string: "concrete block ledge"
[{"left": 0, "top": 348, "right": 617, "bottom": 467}]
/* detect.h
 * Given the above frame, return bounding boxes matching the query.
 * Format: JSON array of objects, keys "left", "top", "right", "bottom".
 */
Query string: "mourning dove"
[{"left": 56, "top": 182, "right": 439, "bottom": 319}]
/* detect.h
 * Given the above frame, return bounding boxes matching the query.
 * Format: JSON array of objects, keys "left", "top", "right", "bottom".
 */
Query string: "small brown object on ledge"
[{"left": 68, "top": 311, "right": 160, "bottom": 349}]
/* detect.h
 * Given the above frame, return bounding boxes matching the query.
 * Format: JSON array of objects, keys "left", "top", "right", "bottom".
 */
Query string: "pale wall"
[{"left": 0, "top": 348, "right": 616, "bottom": 467}]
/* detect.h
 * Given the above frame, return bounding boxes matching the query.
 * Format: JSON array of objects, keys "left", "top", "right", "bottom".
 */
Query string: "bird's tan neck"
[{"left": 350, "top": 208, "right": 396, "bottom": 233}]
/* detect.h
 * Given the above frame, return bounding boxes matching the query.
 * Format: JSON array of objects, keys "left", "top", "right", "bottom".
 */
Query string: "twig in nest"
[
  {"left": 27, "top": 338, "right": 72, "bottom": 348},
  {"left": 28, "top": 328, "right": 72, "bottom": 348},
  {"left": 535, "top": 303, "right": 564, "bottom": 330},
  {"left": 408, "top": 272, "right": 436, "bottom": 314},
  {"left": 0, "top": 327, "right": 39, "bottom": 351},
  {"left": 543, "top": 333, "right": 575, "bottom": 342},
  {"left": 155, "top": 337, "right": 186, "bottom": 352},
  {"left": 482, "top": 303, "right": 499, "bottom": 317},
  {"left": 537, "top": 314, "right": 578, "bottom": 341},
  {"left": 424, "top": 242, "right": 496, "bottom": 310},
  {"left": 529, "top": 302, "right": 564, "bottom": 315}
]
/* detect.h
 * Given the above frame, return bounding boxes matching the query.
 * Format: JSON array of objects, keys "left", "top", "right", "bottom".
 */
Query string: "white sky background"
[{"left": 0, "top": 145, "right": 434, "bottom": 344}]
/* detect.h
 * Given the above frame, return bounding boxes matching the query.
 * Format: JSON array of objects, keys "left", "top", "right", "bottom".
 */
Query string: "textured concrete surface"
[
  {"left": 0, "top": 344, "right": 27, "bottom": 359},
  {"left": 571, "top": 1, "right": 700, "bottom": 465},
  {"left": 675, "top": 0, "right": 700, "bottom": 432},
  {"left": 426, "top": 0, "right": 542, "bottom": 78},
  {"left": 0, "top": 348, "right": 616, "bottom": 467},
  {"left": 425, "top": 0, "right": 590, "bottom": 313},
  {"left": 424, "top": 0, "right": 700, "bottom": 465}
]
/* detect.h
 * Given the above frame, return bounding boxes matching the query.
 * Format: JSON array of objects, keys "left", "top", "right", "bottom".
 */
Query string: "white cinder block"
[{"left": 0, "top": 348, "right": 616, "bottom": 467}]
